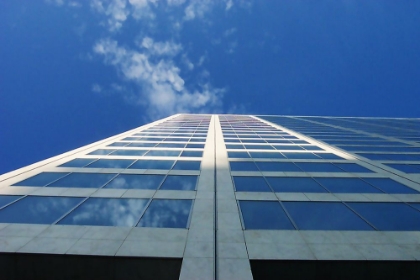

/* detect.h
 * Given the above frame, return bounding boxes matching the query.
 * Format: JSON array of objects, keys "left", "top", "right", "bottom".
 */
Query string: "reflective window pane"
[
  {"left": 86, "top": 159, "right": 135, "bottom": 169},
  {"left": 110, "top": 150, "right": 147, "bottom": 156},
  {"left": 230, "top": 161, "right": 259, "bottom": 171},
  {"left": 0, "top": 195, "right": 23, "bottom": 208},
  {"left": 348, "top": 202, "right": 420, "bottom": 231},
  {"left": 0, "top": 196, "right": 83, "bottom": 224},
  {"left": 249, "top": 152, "right": 285, "bottom": 159},
  {"left": 59, "top": 158, "right": 97, "bottom": 168},
  {"left": 294, "top": 163, "right": 343, "bottom": 173},
  {"left": 59, "top": 198, "right": 149, "bottom": 227},
  {"left": 172, "top": 161, "right": 201, "bottom": 171},
  {"left": 49, "top": 173, "right": 116, "bottom": 188},
  {"left": 256, "top": 162, "right": 301, "bottom": 172},
  {"left": 334, "top": 163, "right": 374, "bottom": 173},
  {"left": 239, "top": 201, "right": 294, "bottom": 230},
  {"left": 128, "top": 160, "right": 175, "bottom": 170},
  {"left": 228, "top": 152, "right": 250, "bottom": 158},
  {"left": 160, "top": 175, "right": 198, "bottom": 191},
  {"left": 88, "top": 149, "right": 115, "bottom": 155},
  {"left": 185, "top": 143, "right": 205, "bottom": 148},
  {"left": 233, "top": 176, "right": 271, "bottom": 192},
  {"left": 127, "top": 142, "right": 157, "bottom": 148},
  {"left": 282, "top": 153, "right": 319, "bottom": 160},
  {"left": 363, "top": 178, "right": 419, "bottom": 194},
  {"left": 315, "top": 178, "right": 382, "bottom": 193},
  {"left": 138, "top": 199, "right": 192, "bottom": 228},
  {"left": 12, "top": 172, "right": 69, "bottom": 187},
  {"left": 104, "top": 174, "right": 165, "bottom": 189},
  {"left": 283, "top": 202, "right": 373, "bottom": 230},
  {"left": 156, "top": 143, "right": 186, "bottom": 148},
  {"left": 145, "top": 150, "right": 181, "bottom": 157},
  {"left": 267, "top": 177, "right": 327, "bottom": 193},
  {"left": 180, "top": 151, "right": 203, "bottom": 157}
]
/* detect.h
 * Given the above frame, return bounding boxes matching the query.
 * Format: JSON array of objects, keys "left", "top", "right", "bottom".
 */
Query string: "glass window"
[
  {"left": 239, "top": 201, "right": 294, "bottom": 230},
  {"left": 156, "top": 143, "right": 186, "bottom": 148},
  {"left": 363, "top": 178, "right": 419, "bottom": 194},
  {"left": 233, "top": 176, "right": 271, "bottom": 192},
  {"left": 0, "top": 195, "right": 23, "bottom": 208},
  {"left": 230, "top": 161, "right": 259, "bottom": 171},
  {"left": 228, "top": 152, "right": 250, "bottom": 158},
  {"left": 0, "top": 196, "right": 84, "bottom": 224},
  {"left": 348, "top": 202, "right": 420, "bottom": 231},
  {"left": 48, "top": 173, "right": 116, "bottom": 188},
  {"left": 104, "top": 174, "right": 165, "bottom": 189},
  {"left": 59, "top": 158, "right": 97, "bottom": 168},
  {"left": 283, "top": 202, "right": 373, "bottom": 230},
  {"left": 303, "top": 146, "right": 323, "bottom": 151},
  {"left": 256, "top": 162, "right": 301, "bottom": 172},
  {"left": 58, "top": 198, "right": 149, "bottom": 227},
  {"left": 12, "top": 172, "right": 69, "bottom": 187},
  {"left": 172, "top": 161, "right": 201, "bottom": 171},
  {"left": 160, "top": 175, "right": 197, "bottom": 191},
  {"left": 314, "top": 153, "right": 343, "bottom": 160},
  {"left": 108, "top": 142, "right": 129, "bottom": 147},
  {"left": 226, "top": 144, "right": 244, "bottom": 149},
  {"left": 185, "top": 143, "right": 205, "bottom": 148},
  {"left": 294, "top": 162, "right": 343, "bottom": 172},
  {"left": 137, "top": 199, "right": 192, "bottom": 228},
  {"left": 180, "top": 151, "right": 203, "bottom": 157},
  {"left": 282, "top": 153, "right": 320, "bottom": 159},
  {"left": 386, "top": 164, "right": 420, "bottom": 173},
  {"left": 315, "top": 178, "right": 383, "bottom": 193},
  {"left": 144, "top": 150, "right": 181, "bottom": 157},
  {"left": 249, "top": 152, "right": 285, "bottom": 159},
  {"left": 244, "top": 145, "right": 274, "bottom": 150},
  {"left": 267, "top": 177, "right": 327, "bottom": 193},
  {"left": 109, "top": 150, "right": 147, "bottom": 156},
  {"left": 128, "top": 160, "right": 175, "bottom": 170},
  {"left": 88, "top": 149, "right": 115, "bottom": 155},
  {"left": 334, "top": 163, "right": 374, "bottom": 173},
  {"left": 127, "top": 142, "right": 157, "bottom": 147},
  {"left": 86, "top": 159, "right": 135, "bottom": 169},
  {"left": 409, "top": 203, "right": 420, "bottom": 211},
  {"left": 188, "top": 138, "right": 205, "bottom": 143},
  {"left": 273, "top": 145, "right": 304, "bottom": 151}
]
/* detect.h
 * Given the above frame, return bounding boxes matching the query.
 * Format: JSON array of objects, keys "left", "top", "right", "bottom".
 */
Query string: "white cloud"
[
  {"left": 92, "top": 83, "right": 103, "bottom": 92},
  {"left": 167, "top": 0, "right": 185, "bottom": 6},
  {"left": 184, "top": 0, "right": 212, "bottom": 21},
  {"left": 224, "top": 27, "right": 237, "bottom": 37},
  {"left": 225, "top": 0, "right": 233, "bottom": 11},
  {"left": 94, "top": 38, "right": 223, "bottom": 119},
  {"left": 140, "top": 37, "right": 182, "bottom": 56}
]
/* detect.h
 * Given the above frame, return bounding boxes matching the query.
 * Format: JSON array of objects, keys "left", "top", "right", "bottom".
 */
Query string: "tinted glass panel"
[
  {"left": 363, "top": 178, "right": 419, "bottom": 194},
  {"left": 138, "top": 199, "right": 192, "bottom": 228},
  {"left": 348, "top": 202, "right": 420, "bottom": 231},
  {"left": 12, "top": 172, "right": 69, "bottom": 187},
  {"left": 283, "top": 202, "right": 373, "bottom": 230},
  {"left": 228, "top": 152, "right": 250, "bottom": 158},
  {"left": 128, "top": 143, "right": 157, "bottom": 147},
  {"left": 294, "top": 163, "right": 343, "bottom": 173},
  {"left": 108, "top": 142, "right": 129, "bottom": 147},
  {"left": 314, "top": 153, "right": 343, "bottom": 160},
  {"left": 59, "top": 158, "right": 96, "bottom": 168},
  {"left": 86, "top": 159, "right": 135, "bottom": 169},
  {"left": 256, "top": 162, "right": 301, "bottom": 172},
  {"left": 172, "top": 161, "right": 201, "bottom": 170},
  {"left": 59, "top": 198, "right": 149, "bottom": 227},
  {"left": 249, "top": 152, "right": 285, "bottom": 159},
  {"left": 180, "top": 151, "right": 203, "bottom": 157},
  {"left": 335, "top": 163, "right": 374, "bottom": 173},
  {"left": 156, "top": 143, "right": 186, "bottom": 148},
  {"left": 233, "top": 176, "right": 271, "bottom": 192},
  {"left": 0, "top": 196, "right": 22, "bottom": 208},
  {"left": 0, "top": 196, "right": 83, "bottom": 224},
  {"left": 386, "top": 164, "right": 420, "bottom": 173},
  {"left": 315, "top": 178, "right": 382, "bottom": 193},
  {"left": 145, "top": 150, "right": 181, "bottom": 157},
  {"left": 160, "top": 175, "right": 197, "bottom": 191},
  {"left": 128, "top": 160, "right": 175, "bottom": 170},
  {"left": 104, "top": 174, "right": 165, "bottom": 189},
  {"left": 88, "top": 149, "right": 115, "bottom": 155},
  {"left": 282, "top": 153, "right": 319, "bottom": 160},
  {"left": 230, "top": 161, "right": 259, "bottom": 171},
  {"left": 239, "top": 201, "right": 294, "bottom": 230},
  {"left": 267, "top": 177, "right": 327, "bottom": 193},
  {"left": 49, "top": 173, "right": 116, "bottom": 188},
  {"left": 110, "top": 150, "right": 147, "bottom": 156}
]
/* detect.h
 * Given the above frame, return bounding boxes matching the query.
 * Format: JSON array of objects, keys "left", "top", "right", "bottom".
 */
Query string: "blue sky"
[{"left": 1, "top": 0, "right": 420, "bottom": 174}]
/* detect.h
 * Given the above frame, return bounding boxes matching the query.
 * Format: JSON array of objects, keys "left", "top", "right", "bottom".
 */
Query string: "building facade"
[{"left": 0, "top": 114, "right": 420, "bottom": 279}]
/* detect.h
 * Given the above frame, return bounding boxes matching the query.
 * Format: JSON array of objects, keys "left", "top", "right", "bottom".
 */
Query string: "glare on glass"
[
  {"left": 86, "top": 159, "right": 135, "bottom": 169},
  {"left": 128, "top": 160, "right": 175, "bottom": 170},
  {"left": 137, "top": 199, "right": 192, "bottom": 228},
  {"left": 160, "top": 175, "right": 198, "bottom": 190},
  {"left": 0, "top": 196, "right": 84, "bottom": 224},
  {"left": 58, "top": 198, "right": 149, "bottom": 227},
  {"left": 59, "top": 158, "right": 97, "bottom": 168},
  {"left": 104, "top": 174, "right": 165, "bottom": 189}
]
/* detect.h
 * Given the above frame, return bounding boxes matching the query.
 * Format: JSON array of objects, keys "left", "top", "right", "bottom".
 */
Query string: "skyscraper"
[{"left": 1, "top": 114, "right": 420, "bottom": 279}]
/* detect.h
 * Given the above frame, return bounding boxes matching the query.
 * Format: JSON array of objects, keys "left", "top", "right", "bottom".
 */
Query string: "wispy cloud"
[{"left": 94, "top": 38, "right": 224, "bottom": 119}]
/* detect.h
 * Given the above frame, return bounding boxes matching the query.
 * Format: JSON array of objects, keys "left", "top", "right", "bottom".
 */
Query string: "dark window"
[
  {"left": 239, "top": 201, "right": 294, "bottom": 230},
  {"left": 172, "top": 161, "right": 201, "bottom": 170},
  {"left": 160, "top": 175, "right": 198, "bottom": 191},
  {"left": 233, "top": 176, "right": 271, "bottom": 192},
  {"left": 267, "top": 177, "right": 327, "bottom": 193},
  {"left": 256, "top": 162, "right": 301, "bottom": 172},
  {"left": 315, "top": 178, "right": 382, "bottom": 193},
  {"left": 230, "top": 161, "right": 259, "bottom": 171}
]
